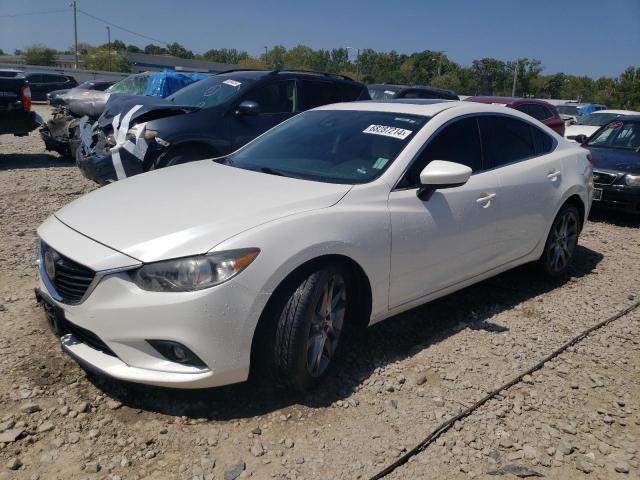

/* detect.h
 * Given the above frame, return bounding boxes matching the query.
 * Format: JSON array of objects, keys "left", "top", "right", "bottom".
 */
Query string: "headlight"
[
  {"left": 626, "top": 174, "right": 640, "bottom": 186},
  {"left": 131, "top": 249, "right": 259, "bottom": 292}
]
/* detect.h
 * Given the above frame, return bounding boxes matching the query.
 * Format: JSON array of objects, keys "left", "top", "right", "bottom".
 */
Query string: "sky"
[{"left": 1, "top": 0, "right": 639, "bottom": 78}]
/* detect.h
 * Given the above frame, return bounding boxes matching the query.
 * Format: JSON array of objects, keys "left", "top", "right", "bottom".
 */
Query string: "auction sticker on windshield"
[
  {"left": 223, "top": 79, "right": 242, "bottom": 88},
  {"left": 363, "top": 124, "right": 412, "bottom": 140}
]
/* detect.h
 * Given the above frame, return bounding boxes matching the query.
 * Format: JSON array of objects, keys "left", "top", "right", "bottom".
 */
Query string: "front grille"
[
  {"left": 60, "top": 317, "right": 115, "bottom": 356},
  {"left": 593, "top": 170, "right": 617, "bottom": 185},
  {"left": 42, "top": 243, "right": 95, "bottom": 304}
]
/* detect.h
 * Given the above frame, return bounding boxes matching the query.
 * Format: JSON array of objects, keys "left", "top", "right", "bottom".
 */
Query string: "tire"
[
  {"left": 149, "top": 145, "right": 210, "bottom": 171},
  {"left": 539, "top": 204, "right": 581, "bottom": 277},
  {"left": 273, "top": 264, "right": 350, "bottom": 391}
]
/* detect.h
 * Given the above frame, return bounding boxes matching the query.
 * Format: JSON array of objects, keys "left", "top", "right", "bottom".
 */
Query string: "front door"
[
  {"left": 230, "top": 80, "right": 297, "bottom": 150},
  {"left": 388, "top": 117, "right": 500, "bottom": 309}
]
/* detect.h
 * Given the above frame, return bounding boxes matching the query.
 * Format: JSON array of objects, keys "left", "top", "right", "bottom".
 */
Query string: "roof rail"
[
  {"left": 270, "top": 69, "right": 355, "bottom": 81},
  {"left": 212, "top": 68, "right": 270, "bottom": 75}
]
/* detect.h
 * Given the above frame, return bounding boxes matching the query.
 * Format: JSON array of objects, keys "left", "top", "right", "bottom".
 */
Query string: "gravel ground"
[{"left": 0, "top": 105, "right": 638, "bottom": 480}]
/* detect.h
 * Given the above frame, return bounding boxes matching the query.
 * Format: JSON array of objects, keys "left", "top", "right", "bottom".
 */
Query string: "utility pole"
[
  {"left": 511, "top": 58, "right": 519, "bottom": 97},
  {"left": 72, "top": 1, "right": 78, "bottom": 69},
  {"left": 436, "top": 51, "right": 445, "bottom": 77},
  {"left": 346, "top": 47, "right": 360, "bottom": 81},
  {"left": 106, "top": 26, "right": 111, "bottom": 72},
  {"left": 264, "top": 46, "right": 268, "bottom": 68}
]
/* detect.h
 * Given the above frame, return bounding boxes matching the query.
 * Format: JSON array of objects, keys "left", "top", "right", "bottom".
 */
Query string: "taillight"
[
  {"left": 20, "top": 83, "right": 32, "bottom": 112},
  {"left": 586, "top": 153, "right": 594, "bottom": 167}
]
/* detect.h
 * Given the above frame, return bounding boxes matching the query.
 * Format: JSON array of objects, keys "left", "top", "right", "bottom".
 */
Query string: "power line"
[
  {"left": 77, "top": 9, "right": 170, "bottom": 45},
  {"left": 0, "top": 9, "right": 68, "bottom": 18}
]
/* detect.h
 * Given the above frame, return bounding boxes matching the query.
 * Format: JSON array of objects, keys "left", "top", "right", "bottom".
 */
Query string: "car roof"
[
  {"left": 314, "top": 99, "right": 531, "bottom": 118},
  {"left": 213, "top": 69, "right": 360, "bottom": 83},
  {"left": 466, "top": 96, "right": 552, "bottom": 107},
  {"left": 617, "top": 115, "right": 640, "bottom": 122},
  {"left": 590, "top": 109, "right": 640, "bottom": 115},
  {"left": 368, "top": 83, "right": 455, "bottom": 93}
]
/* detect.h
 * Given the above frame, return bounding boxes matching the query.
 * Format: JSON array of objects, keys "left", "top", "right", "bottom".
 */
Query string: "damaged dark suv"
[{"left": 77, "top": 70, "right": 370, "bottom": 184}]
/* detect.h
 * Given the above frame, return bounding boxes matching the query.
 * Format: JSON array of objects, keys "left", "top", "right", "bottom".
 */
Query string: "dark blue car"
[
  {"left": 578, "top": 115, "right": 640, "bottom": 215},
  {"left": 76, "top": 70, "right": 370, "bottom": 184}
]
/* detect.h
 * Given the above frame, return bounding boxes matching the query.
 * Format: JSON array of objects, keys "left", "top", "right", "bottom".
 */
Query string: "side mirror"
[
  {"left": 236, "top": 100, "right": 260, "bottom": 116},
  {"left": 417, "top": 160, "right": 472, "bottom": 201},
  {"left": 573, "top": 134, "right": 588, "bottom": 144}
]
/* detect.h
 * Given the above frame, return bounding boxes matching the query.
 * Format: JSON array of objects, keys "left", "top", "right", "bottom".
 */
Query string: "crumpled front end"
[
  {"left": 76, "top": 105, "right": 158, "bottom": 184},
  {"left": 40, "top": 108, "right": 80, "bottom": 158}
]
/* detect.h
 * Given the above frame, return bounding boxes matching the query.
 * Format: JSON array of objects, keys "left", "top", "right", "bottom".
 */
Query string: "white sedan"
[
  {"left": 565, "top": 109, "right": 640, "bottom": 142},
  {"left": 36, "top": 100, "right": 593, "bottom": 390}
]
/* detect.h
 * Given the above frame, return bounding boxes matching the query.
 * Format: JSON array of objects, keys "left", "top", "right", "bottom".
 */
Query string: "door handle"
[
  {"left": 476, "top": 193, "right": 496, "bottom": 207},
  {"left": 547, "top": 169, "right": 561, "bottom": 181}
]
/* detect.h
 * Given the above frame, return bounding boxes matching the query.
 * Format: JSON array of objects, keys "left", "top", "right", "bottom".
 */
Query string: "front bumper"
[
  {"left": 593, "top": 183, "right": 640, "bottom": 215},
  {"left": 76, "top": 140, "right": 146, "bottom": 185},
  {"left": 36, "top": 219, "right": 269, "bottom": 389}
]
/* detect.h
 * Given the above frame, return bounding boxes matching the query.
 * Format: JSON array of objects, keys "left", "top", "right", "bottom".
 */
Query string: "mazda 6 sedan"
[{"left": 35, "top": 100, "right": 593, "bottom": 391}]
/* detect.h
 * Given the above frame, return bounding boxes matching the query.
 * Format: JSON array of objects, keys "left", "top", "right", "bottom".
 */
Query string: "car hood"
[
  {"left": 587, "top": 147, "right": 640, "bottom": 174},
  {"left": 61, "top": 89, "right": 111, "bottom": 118},
  {"left": 564, "top": 124, "right": 599, "bottom": 140},
  {"left": 98, "top": 95, "right": 194, "bottom": 130},
  {"left": 54, "top": 161, "right": 352, "bottom": 263}
]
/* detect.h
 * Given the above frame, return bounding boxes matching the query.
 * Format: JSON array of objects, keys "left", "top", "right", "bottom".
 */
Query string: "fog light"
[{"left": 147, "top": 340, "right": 206, "bottom": 368}]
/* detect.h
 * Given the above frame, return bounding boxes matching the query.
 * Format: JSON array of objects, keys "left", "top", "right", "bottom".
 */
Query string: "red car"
[{"left": 466, "top": 96, "right": 565, "bottom": 136}]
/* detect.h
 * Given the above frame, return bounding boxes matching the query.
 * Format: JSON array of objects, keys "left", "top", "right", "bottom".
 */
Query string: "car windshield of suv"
[
  {"left": 577, "top": 112, "right": 620, "bottom": 126},
  {"left": 227, "top": 110, "right": 428, "bottom": 184},
  {"left": 557, "top": 105, "right": 579, "bottom": 115},
  {"left": 368, "top": 85, "right": 400, "bottom": 100},
  {"left": 106, "top": 74, "right": 150, "bottom": 95},
  {"left": 167, "top": 75, "right": 254, "bottom": 108},
  {"left": 587, "top": 120, "right": 640, "bottom": 150}
]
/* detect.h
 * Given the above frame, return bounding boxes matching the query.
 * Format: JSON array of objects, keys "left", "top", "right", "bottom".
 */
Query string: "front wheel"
[
  {"left": 273, "top": 265, "right": 349, "bottom": 391},
  {"left": 539, "top": 204, "right": 580, "bottom": 277}
]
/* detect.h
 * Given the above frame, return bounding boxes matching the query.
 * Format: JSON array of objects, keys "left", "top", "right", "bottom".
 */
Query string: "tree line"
[{"left": 7, "top": 43, "right": 639, "bottom": 110}]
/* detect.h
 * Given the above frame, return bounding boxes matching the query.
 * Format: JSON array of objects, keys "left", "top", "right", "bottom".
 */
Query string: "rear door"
[
  {"left": 230, "top": 79, "right": 296, "bottom": 150},
  {"left": 479, "top": 115, "right": 561, "bottom": 263},
  {"left": 25, "top": 74, "right": 45, "bottom": 100}
]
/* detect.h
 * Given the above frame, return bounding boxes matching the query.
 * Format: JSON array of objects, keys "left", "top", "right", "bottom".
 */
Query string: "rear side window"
[
  {"left": 531, "top": 127, "right": 554, "bottom": 154},
  {"left": 42, "top": 74, "right": 63, "bottom": 83},
  {"left": 341, "top": 83, "right": 368, "bottom": 101},
  {"left": 298, "top": 80, "right": 341, "bottom": 110},
  {"left": 26, "top": 74, "right": 43, "bottom": 82},
  {"left": 398, "top": 117, "right": 482, "bottom": 188},
  {"left": 480, "top": 116, "right": 537, "bottom": 168},
  {"left": 527, "top": 104, "right": 552, "bottom": 121}
]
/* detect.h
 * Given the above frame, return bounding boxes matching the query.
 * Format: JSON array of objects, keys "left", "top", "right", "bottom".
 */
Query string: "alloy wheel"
[
  {"left": 306, "top": 274, "right": 346, "bottom": 377},
  {"left": 548, "top": 210, "right": 579, "bottom": 273}
]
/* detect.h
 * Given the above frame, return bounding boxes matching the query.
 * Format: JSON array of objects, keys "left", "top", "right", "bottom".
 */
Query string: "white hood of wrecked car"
[{"left": 55, "top": 161, "right": 352, "bottom": 262}]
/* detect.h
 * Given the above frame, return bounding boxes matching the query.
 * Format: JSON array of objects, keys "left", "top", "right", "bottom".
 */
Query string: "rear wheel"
[
  {"left": 273, "top": 264, "right": 349, "bottom": 390},
  {"left": 539, "top": 204, "right": 580, "bottom": 277}
]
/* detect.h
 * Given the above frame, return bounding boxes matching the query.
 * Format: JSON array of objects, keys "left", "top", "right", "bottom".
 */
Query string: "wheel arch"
[
  {"left": 248, "top": 253, "right": 373, "bottom": 376},
  {"left": 561, "top": 193, "right": 586, "bottom": 232}
]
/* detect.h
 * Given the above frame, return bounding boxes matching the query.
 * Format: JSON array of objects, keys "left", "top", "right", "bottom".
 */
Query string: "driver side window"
[
  {"left": 243, "top": 80, "right": 296, "bottom": 114},
  {"left": 397, "top": 117, "right": 483, "bottom": 189}
]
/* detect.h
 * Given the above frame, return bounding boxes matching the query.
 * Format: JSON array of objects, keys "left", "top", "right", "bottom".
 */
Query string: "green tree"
[
  {"left": 265, "top": 45, "right": 287, "bottom": 69},
  {"left": 166, "top": 42, "right": 194, "bottom": 59},
  {"left": 0, "top": 48, "right": 5, "bottom": 56},
  {"left": 202, "top": 48, "right": 248, "bottom": 64},
  {"left": 23, "top": 44, "right": 57, "bottom": 66},
  {"left": 144, "top": 44, "right": 167, "bottom": 55},
  {"left": 126, "top": 44, "right": 142, "bottom": 53},
  {"left": 83, "top": 47, "right": 131, "bottom": 72}
]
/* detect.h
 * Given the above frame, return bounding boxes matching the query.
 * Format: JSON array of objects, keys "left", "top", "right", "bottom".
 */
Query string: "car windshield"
[
  {"left": 167, "top": 74, "right": 254, "bottom": 108},
  {"left": 587, "top": 120, "right": 640, "bottom": 150},
  {"left": 106, "top": 74, "right": 150, "bottom": 95},
  {"left": 577, "top": 112, "right": 620, "bottom": 126},
  {"left": 368, "top": 85, "right": 400, "bottom": 100},
  {"left": 557, "top": 105, "right": 579, "bottom": 115},
  {"left": 227, "top": 110, "right": 428, "bottom": 184}
]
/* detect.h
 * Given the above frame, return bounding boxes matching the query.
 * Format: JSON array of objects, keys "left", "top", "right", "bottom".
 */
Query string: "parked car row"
[{"left": 33, "top": 66, "right": 600, "bottom": 390}]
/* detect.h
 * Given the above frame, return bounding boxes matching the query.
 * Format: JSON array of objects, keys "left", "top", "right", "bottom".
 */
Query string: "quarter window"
[
  {"left": 398, "top": 117, "right": 482, "bottom": 188},
  {"left": 243, "top": 80, "right": 296, "bottom": 114},
  {"left": 480, "top": 116, "right": 537, "bottom": 168}
]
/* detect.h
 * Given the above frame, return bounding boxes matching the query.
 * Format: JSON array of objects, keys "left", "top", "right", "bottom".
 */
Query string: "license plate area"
[
  {"left": 593, "top": 188, "right": 602, "bottom": 201},
  {"left": 36, "top": 290, "right": 65, "bottom": 336}
]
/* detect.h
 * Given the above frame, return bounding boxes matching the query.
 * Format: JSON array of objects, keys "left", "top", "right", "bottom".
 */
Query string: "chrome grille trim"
[{"left": 592, "top": 170, "right": 618, "bottom": 185}]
